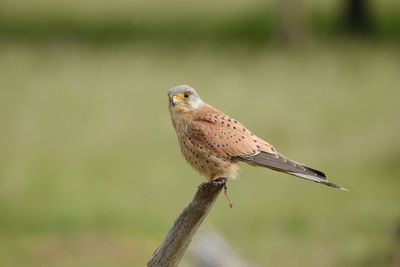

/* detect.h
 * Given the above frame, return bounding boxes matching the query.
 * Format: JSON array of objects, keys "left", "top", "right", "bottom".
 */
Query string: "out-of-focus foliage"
[{"left": 0, "top": 0, "right": 399, "bottom": 42}]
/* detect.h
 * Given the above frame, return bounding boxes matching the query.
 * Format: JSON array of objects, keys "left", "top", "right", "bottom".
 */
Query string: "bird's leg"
[{"left": 213, "top": 177, "right": 233, "bottom": 208}]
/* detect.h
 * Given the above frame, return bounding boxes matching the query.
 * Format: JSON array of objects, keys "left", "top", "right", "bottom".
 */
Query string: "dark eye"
[{"left": 183, "top": 92, "right": 190, "bottom": 98}]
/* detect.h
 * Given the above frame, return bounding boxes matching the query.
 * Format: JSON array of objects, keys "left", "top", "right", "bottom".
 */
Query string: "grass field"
[{"left": 0, "top": 41, "right": 399, "bottom": 266}]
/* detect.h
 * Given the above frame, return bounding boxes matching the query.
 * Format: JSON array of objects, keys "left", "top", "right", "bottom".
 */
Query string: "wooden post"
[
  {"left": 277, "top": 0, "right": 305, "bottom": 45},
  {"left": 147, "top": 178, "right": 226, "bottom": 267}
]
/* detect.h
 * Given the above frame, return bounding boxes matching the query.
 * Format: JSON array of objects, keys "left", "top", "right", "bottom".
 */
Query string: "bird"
[{"left": 167, "top": 84, "right": 348, "bottom": 193}]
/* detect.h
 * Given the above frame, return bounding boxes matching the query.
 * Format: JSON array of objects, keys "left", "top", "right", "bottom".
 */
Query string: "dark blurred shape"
[
  {"left": 343, "top": 0, "right": 372, "bottom": 34},
  {"left": 278, "top": 0, "right": 305, "bottom": 45},
  {"left": 392, "top": 220, "right": 400, "bottom": 267}
]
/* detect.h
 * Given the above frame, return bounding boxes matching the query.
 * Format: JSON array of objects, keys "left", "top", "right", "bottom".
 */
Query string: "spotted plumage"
[{"left": 168, "top": 84, "right": 347, "bottom": 190}]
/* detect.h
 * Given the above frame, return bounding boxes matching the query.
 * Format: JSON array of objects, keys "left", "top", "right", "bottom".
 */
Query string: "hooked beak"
[{"left": 170, "top": 95, "right": 180, "bottom": 106}]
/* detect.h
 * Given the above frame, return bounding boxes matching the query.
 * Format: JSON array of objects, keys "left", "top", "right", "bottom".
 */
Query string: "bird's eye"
[{"left": 183, "top": 92, "right": 191, "bottom": 99}]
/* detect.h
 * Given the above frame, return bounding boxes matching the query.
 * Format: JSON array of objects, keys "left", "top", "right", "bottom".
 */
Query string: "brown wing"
[
  {"left": 188, "top": 104, "right": 276, "bottom": 159},
  {"left": 190, "top": 105, "right": 347, "bottom": 190}
]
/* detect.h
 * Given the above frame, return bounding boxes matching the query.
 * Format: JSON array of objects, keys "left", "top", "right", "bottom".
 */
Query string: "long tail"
[{"left": 235, "top": 151, "right": 348, "bottom": 191}]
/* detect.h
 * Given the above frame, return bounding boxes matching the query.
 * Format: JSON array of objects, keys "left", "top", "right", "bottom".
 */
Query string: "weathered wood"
[{"left": 147, "top": 178, "right": 226, "bottom": 267}]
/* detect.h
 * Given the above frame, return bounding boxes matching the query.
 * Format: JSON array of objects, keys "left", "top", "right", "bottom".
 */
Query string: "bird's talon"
[{"left": 215, "top": 177, "right": 233, "bottom": 208}]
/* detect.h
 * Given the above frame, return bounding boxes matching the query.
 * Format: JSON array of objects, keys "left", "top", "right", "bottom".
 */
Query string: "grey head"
[{"left": 167, "top": 85, "right": 205, "bottom": 111}]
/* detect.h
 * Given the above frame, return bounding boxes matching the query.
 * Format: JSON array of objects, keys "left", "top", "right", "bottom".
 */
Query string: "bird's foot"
[{"left": 213, "top": 177, "right": 233, "bottom": 208}]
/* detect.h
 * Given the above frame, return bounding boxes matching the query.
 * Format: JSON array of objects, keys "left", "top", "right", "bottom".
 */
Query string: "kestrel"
[{"left": 168, "top": 85, "right": 347, "bottom": 191}]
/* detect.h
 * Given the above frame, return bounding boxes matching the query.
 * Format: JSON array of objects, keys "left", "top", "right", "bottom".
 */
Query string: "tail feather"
[{"left": 235, "top": 151, "right": 348, "bottom": 191}]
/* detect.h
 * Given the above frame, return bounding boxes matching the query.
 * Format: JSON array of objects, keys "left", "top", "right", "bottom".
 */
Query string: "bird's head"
[{"left": 168, "top": 85, "right": 204, "bottom": 113}]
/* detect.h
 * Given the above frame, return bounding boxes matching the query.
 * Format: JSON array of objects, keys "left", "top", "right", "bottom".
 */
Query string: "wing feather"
[{"left": 236, "top": 151, "right": 348, "bottom": 190}]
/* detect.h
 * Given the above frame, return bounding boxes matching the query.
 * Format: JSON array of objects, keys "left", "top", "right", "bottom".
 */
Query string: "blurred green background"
[{"left": 1, "top": 0, "right": 400, "bottom": 266}]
